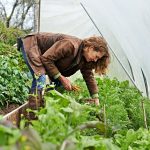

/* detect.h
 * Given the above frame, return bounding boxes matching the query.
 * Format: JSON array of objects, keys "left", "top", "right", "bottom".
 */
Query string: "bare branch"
[
  {"left": 16, "top": 3, "right": 33, "bottom": 29},
  {"left": 0, "top": 0, "right": 34, "bottom": 30},
  {"left": 7, "top": 0, "right": 19, "bottom": 27},
  {"left": 0, "top": 1, "right": 7, "bottom": 20}
]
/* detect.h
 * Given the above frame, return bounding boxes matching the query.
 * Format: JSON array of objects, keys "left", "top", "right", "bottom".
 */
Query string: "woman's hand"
[
  {"left": 83, "top": 98, "right": 100, "bottom": 106},
  {"left": 93, "top": 98, "right": 100, "bottom": 106},
  {"left": 58, "top": 75, "right": 72, "bottom": 91}
]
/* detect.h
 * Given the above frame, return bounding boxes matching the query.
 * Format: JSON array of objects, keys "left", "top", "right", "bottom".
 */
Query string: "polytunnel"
[
  {"left": 39, "top": 0, "right": 150, "bottom": 98},
  {"left": 2, "top": 0, "right": 150, "bottom": 148}
]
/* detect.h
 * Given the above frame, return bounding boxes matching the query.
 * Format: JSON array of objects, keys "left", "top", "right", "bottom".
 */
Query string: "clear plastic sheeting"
[
  {"left": 40, "top": 0, "right": 99, "bottom": 37},
  {"left": 40, "top": 0, "right": 150, "bottom": 97}
]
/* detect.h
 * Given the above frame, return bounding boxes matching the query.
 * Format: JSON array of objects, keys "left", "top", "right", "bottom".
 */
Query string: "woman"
[{"left": 18, "top": 32, "right": 110, "bottom": 106}]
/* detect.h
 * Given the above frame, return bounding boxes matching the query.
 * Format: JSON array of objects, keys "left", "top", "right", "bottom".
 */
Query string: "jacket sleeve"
[
  {"left": 80, "top": 67, "right": 99, "bottom": 97},
  {"left": 40, "top": 39, "right": 74, "bottom": 77}
]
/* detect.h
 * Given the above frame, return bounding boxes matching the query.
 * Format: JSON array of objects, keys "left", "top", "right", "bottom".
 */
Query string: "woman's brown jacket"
[{"left": 22, "top": 32, "right": 98, "bottom": 96}]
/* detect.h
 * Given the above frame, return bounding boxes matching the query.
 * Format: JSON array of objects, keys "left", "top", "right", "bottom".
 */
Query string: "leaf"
[
  {"left": 103, "top": 139, "right": 120, "bottom": 150},
  {"left": 42, "top": 142, "right": 57, "bottom": 150},
  {"left": 61, "top": 107, "right": 73, "bottom": 113},
  {"left": 12, "top": 59, "right": 19, "bottom": 65},
  {"left": 22, "top": 128, "right": 42, "bottom": 150}
]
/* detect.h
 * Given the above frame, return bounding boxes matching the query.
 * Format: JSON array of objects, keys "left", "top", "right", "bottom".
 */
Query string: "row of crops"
[
  {"left": 1, "top": 22, "right": 150, "bottom": 149},
  {"left": 1, "top": 78, "right": 150, "bottom": 149}
]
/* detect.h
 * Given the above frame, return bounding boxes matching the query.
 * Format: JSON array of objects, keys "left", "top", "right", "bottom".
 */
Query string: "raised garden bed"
[
  {"left": 2, "top": 102, "right": 28, "bottom": 127},
  {"left": 0, "top": 104, "right": 20, "bottom": 115}
]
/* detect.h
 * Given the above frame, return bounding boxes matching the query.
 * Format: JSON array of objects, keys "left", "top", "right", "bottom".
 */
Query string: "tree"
[{"left": 0, "top": 0, "right": 36, "bottom": 31}]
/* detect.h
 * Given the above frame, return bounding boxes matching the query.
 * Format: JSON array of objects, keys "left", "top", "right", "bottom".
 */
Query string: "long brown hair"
[{"left": 83, "top": 36, "right": 110, "bottom": 75}]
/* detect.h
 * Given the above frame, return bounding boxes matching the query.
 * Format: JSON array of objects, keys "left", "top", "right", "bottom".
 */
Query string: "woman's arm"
[{"left": 40, "top": 39, "right": 74, "bottom": 90}]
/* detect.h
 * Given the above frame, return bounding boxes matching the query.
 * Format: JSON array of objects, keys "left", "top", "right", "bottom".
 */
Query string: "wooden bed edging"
[{"left": 2, "top": 102, "right": 29, "bottom": 127}]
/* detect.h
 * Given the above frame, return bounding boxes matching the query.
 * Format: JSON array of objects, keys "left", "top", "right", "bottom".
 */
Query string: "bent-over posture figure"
[{"left": 18, "top": 32, "right": 110, "bottom": 106}]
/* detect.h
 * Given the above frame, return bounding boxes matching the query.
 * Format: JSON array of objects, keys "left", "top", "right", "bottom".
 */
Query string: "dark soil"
[{"left": 0, "top": 104, "right": 20, "bottom": 115}]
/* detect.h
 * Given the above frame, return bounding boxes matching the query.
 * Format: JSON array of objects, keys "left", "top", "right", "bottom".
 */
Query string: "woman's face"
[{"left": 83, "top": 47, "right": 105, "bottom": 62}]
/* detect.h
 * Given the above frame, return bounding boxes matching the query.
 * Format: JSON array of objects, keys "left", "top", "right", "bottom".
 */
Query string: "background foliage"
[
  {"left": 0, "top": 21, "right": 26, "bottom": 45},
  {"left": 0, "top": 21, "right": 30, "bottom": 107}
]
